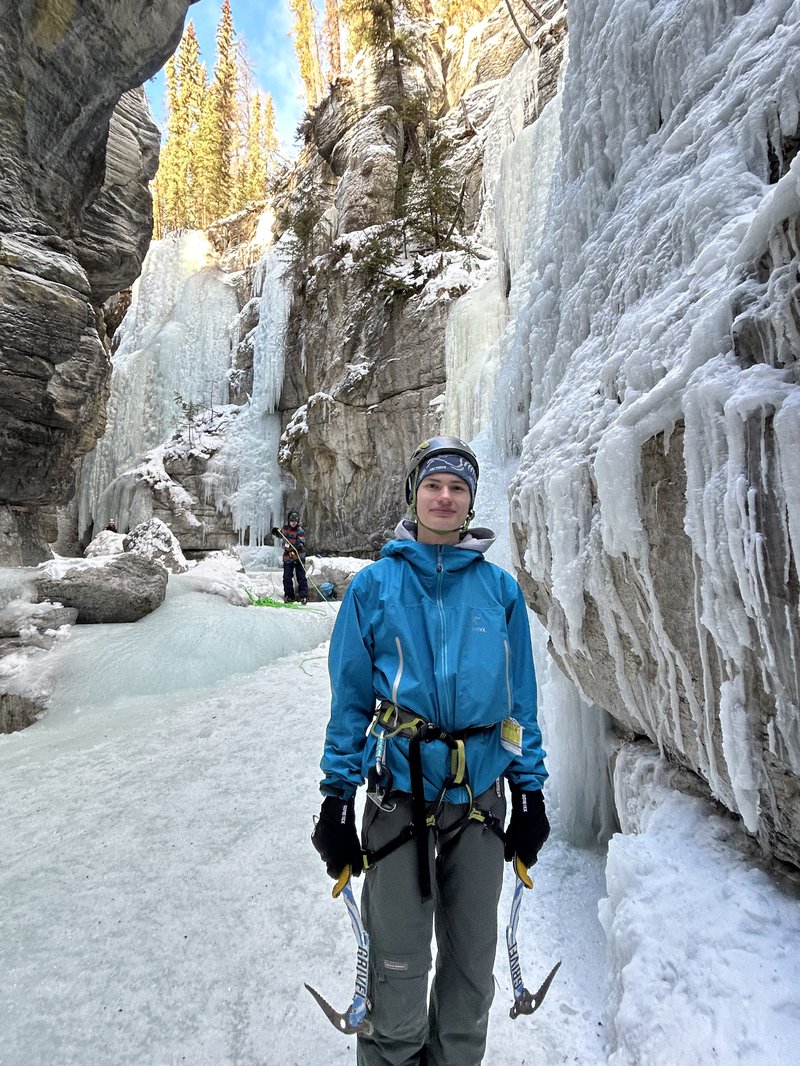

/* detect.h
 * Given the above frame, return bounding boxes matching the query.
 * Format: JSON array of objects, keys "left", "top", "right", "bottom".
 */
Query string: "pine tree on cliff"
[
  {"left": 237, "top": 91, "right": 276, "bottom": 204},
  {"left": 433, "top": 0, "right": 496, "bottom": 29},
  {"left": 341, "top": 0, "right": 423, "bottom": 164},
  {"left": 152, "top": 53, "right": 181, "bottom": 237},
  {"left": 196, "top": 0, "right": 239, "bottom": 225},
  {"left": 290, "top": 0, "right": 325, "bottom": 106},
  {"left": 263, "top": 93, "right": 279, "bottom": 172},
  {"left": 152, "top": 23, "right": 208, "bottom": 235},
  {"left": 322, "top": 0, "right": 342, "bottom": 80},
  {"left": 153, "top": 6, "right": 281, "bottom": 233},
  {"left": 403, "top": 130, "right": 465, "bottom": 250}
]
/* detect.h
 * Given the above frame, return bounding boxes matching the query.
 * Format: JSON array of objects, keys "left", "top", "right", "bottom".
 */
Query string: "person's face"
[
  {"left": 415, "top": 473, "right": 471, "bottom": 544},
  {"left": 289, "top": 517, "right": 298, "bottom": 526}
]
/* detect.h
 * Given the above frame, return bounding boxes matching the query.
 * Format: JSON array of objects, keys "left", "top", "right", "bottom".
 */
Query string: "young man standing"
[
  {"left": 271, "top": 510, "right": 308, "bottom": 604},
  {"left": 312, "top": 436, "right": 549, "bottom": 1066}
]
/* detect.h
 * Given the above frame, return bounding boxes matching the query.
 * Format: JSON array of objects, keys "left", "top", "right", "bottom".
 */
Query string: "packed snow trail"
[
  {"left": 0, "top": 586, "right": 607, "bottom": 1066},
  {"left": 2, "top": 575, "right": 799, "bottom": 1065}
]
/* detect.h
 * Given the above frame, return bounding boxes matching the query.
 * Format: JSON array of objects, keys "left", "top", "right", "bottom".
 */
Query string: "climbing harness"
[{"left": 362, "top": 700, "right": 504, "bottom": 899}]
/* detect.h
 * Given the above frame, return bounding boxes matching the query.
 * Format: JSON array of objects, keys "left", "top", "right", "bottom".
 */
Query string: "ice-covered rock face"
[
  {"left": 508, "top": 0, "right": 800, "bottom": 866},
  {"left": 278, "top": 7, "right": 565, "bottom": 553},
  {"left": 0, "top": 1, "right": 195, "bottom": 564}
]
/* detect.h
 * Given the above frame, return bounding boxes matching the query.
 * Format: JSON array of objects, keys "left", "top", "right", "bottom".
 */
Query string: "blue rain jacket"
[{"left": 320, "top": 521, "right": 547, "bottom": 804}]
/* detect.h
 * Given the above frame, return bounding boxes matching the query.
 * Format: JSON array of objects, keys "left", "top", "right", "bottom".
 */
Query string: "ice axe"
[
  {"left": 305, "top": 865, "right": 374, "bottom": 1036},
  {"left": 506, "top": 857, "right": 561, "bottom": 1018}
]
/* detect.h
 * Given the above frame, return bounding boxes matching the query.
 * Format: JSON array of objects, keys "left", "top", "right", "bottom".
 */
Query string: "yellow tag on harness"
[
  {"left": 500, "top": 717, "right": 523, "bottom": 757},
  {"left": 450, "top": 740, "right": 467, "bottom": 785}
]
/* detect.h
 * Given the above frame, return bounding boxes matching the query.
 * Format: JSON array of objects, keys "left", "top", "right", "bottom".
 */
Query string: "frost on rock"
[
  {"left": 175, "top": 551, "right": 250, "bottom": 605},
  {"left": 83, "top": 530, "right": 129, "bottom": 558},
  {"left": 504, "top": 0, "right": 800, "bottom": 862},
  {"left": 126, "top": 518, "right": 189, "bottom": 575}
]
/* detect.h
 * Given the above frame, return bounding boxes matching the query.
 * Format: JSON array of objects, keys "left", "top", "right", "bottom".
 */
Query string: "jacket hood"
[{"left": 386, "top": 517, "right": 496, "bottom": 557}]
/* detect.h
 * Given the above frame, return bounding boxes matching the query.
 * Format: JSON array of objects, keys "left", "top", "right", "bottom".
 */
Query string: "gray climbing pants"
[{"left": 356, "top": 784, "right": 506, "bottom": 1066}]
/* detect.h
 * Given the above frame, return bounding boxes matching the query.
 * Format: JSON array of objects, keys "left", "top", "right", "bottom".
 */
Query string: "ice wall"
[
  {"left": 78, "top": 227, "right": 291, "bottom": 548},
  {"left": 507, "top": 0, "right": 800, "bottom": 863},
  {"left": 206, "top": 243, "right": 292, "bottom": 545},
  {"left": 444, "top": 44, "right": 617, "bottom": 844},
  {"left": 79, "top": 233, "right": 238, "bottom": 539}
]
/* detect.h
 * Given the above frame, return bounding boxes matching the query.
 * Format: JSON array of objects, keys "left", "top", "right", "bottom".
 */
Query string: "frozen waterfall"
[
  {"left": 78, "top": 230, "right": 291, "bottom": 547},
  {"left": 444, "top": 53, "right": 618, "bottom": 847},
  {"left": 205, "top": 242, "right": 292, "bottom": 546},
  {"left": 505, "top": 0, "right": 800, "bottom": 831},
  {"left": 79, "top": 232, "right": 238, "bottom": 538}
]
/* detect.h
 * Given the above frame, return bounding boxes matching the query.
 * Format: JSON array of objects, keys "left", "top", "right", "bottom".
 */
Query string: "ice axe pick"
[
  {"left": 506, "top": 857, "right": 561, "bottom": 1019},
  {"left": 305, "top": 865, "right": 374, "bottom": 1036}
]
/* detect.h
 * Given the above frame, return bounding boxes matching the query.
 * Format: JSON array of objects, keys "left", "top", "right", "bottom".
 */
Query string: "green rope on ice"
[
  {"left": 298, "top": 654, "right": 326, "bottom": 676},
  {"left": 242, "top": 587, "right": 303, "bottom": 609},
  {"left": 253, "top": 595, "right": 306, "bottom": 609},
  {"left": 242, "top": 587, "right": 330, "bottom": 615}
]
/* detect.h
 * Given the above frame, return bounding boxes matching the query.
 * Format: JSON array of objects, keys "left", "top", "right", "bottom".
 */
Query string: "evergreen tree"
[
  {"left": 243, "top": 92, "right": 268, "bottom": 202},
  {"left": 341, "top": 0, "right": 423, "bottom": 162},
  {"left": 153, "top": 25, "right": 208, "bottom": 234},
  {"left": 262, "top": 93, "right": 280, "bottom": 176},
  {"left": 433, "top": 0, "right": 495, "bottom": 29},
  {"left": 177, "top": 24, "right": 208, "bottom": 227},
  {"left": 193, "top": 0, "right": 239, "bottom": 225},
  {"left": 152, "top": 53, "right": 181, "bottom": 237},
  {"left": 153, "top": 3, "right": 284, "bottom": 233},
  {"left": 403, "top": 132, "right": 465, "bottom": 250},
  {"left": 290, "top": 0, "right": 325, "bottom": 106},
  {"left": 322, "top": 0, "right": 341, "bottom": 80}
]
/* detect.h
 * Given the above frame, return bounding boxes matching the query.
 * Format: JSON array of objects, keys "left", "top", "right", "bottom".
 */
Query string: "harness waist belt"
[
  {"left": 369, "top": 701, "right": 500, "bottom": 901},
  {"left": 374, "top": 700, "right": 495, "bottom": 744}
]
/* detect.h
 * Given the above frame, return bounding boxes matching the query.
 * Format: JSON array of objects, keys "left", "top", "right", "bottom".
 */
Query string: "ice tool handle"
[
  {"left": 304, "top": 866, "right": 374, "bottom": 1036},
  {"left": 506, "top": 859, "right": 561, "bottom": 1019}
]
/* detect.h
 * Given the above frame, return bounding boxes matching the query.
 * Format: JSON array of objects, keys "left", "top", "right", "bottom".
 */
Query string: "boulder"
[
  {"left": 34, "top": 553, "right": 168, "bottom": 623},
  {"left": 126, "top": 517, "right": 189, "bottom": 574},
  {"left": 307, "top": 559, "right": 366, "bottom": 599},
  {"left": 0, "top": 599, "right": 78, "bottom": 638},
  {"left": 0, "top": 693, "right": 44, "bottom": 734},
  {"left": 84, "top": 529, "right": 130, "bottom": 557},
  {"left": 178, "top": 551, "right": 250, "bottom": 605}
]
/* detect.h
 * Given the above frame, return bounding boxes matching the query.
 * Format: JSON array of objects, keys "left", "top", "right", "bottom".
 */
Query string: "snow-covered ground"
[{"left": 2, "top": 564, "right": 799, "bottom": 1066}]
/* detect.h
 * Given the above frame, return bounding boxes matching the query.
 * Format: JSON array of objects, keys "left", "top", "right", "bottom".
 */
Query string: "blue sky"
[{"left": 145, "top": 0, "right": 305, "bottom": 154}]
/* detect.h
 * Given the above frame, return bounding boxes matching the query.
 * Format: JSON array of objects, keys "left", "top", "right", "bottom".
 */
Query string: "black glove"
[
  {"left": 311, "top": 797, "right": 363, "bottom": 879},
  {"left": 504, "top": 787, "right": 550, "bottom": 868},
  {"left": 271, "top": 527, "right": 280, "bottom": 537}
]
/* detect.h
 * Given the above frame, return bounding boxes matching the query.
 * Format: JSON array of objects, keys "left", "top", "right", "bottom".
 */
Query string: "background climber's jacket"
[
  {"left": 321, "top": 519, "right": 547, "bottom": 804},
  {"left": 279, "top": 524, "right": 305, "bottom": 563}
]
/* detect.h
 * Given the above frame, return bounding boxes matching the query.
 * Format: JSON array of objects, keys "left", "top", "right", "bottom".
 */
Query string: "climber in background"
[{"left": 272, "top": 511, "right": 309, "bottom": 604}]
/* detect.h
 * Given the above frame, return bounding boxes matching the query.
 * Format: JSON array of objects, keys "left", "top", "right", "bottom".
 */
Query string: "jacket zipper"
[
  {"left": 436, "top": 545, "right": 453, "bottom": 726},
  {"left": 391, "top": 636, "right": 404, "bottom": 704}
]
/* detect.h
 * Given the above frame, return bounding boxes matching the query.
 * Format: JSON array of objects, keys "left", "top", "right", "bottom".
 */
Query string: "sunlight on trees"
[{"left": 152, "top": 0, "right": 281, "bottom": 237}]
